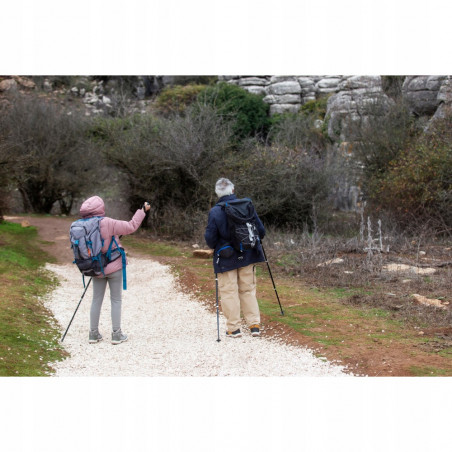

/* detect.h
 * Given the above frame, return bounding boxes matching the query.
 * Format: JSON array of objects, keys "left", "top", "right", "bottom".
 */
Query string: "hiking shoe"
[
  {"left": 226, "top": 329, "right": 242, "bottom": 338},
  {"left": 89, "top": 330, "right": 103, "bottom": 343},
  {"left": 250, "top": 325, "right": 260, "bottom": 337},
  {"left": 111, "top": 329, "right": 128, "bottom": 345}
]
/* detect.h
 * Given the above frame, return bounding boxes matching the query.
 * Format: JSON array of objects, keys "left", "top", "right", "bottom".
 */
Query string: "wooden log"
[{"left": 193, "top": 249, "right": 214, "bottom": 259}]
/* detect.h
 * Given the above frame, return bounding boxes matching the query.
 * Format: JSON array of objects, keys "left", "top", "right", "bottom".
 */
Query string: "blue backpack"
[{"left": 69, "top": 216, "right": 127, "bottom": 289}]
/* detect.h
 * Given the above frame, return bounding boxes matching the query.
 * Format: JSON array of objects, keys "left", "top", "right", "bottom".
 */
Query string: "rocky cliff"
[{"left": 221, "top": 75, "right": 451, "bottom": 142}]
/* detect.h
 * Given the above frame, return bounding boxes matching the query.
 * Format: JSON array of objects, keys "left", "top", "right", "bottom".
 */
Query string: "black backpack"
[{"left": 218, "top": 198, "right": 260, "bottom": 252}]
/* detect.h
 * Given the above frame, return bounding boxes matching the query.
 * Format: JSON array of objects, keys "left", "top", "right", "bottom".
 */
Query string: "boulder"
[
  {"left": 382, "top": 264, "right": 436, "bottom": 275},
  {"left": 402, "top": 76, "right": 446, "bottom": 115},
  {"left": 269, "top": 76, "right": 298, "bottom": 84},
  {"left": 14, "top": 76, "right": 36, "bottom": 89},
  {"left": 339, "top": 75, "right": 381, "bottom": 90},
  {"left": 245, "top": 86, "right": 267, "bottom": 96},
  {"left": 437, "top": 76, "right": 452, "bottom": 103},
  {"left": 263, "top": 94, "right": 301, "bottom": 104},
  {"left": 297, "top": 77, "right": 316, "bottom": 89},
  {"left": 316, "top": 77, "right": 342, "bottom": 90},
  {"left": 266, "top": 81, "right": 302, "bottom": 95},
  {"left": 269, "top": 104, "right": 300, "bottom": 115},
  {"left": 0, "top": 79, "right": 17, "bottom": 92},
  {"left": 317, "top": 258, "right": 344, "bottom": 267},
  {"left": 412, "top": 294, "right": 446, "bottom": 309},
  {"left": 43, "top": 79, "right": 53, "bottom": 91},
  {"left": 237, "top": 77, "right": 269, "bottom": 87},
  {"left": 326, "top": 79, "right": 392, "bottom": 141},
  {"left": 428, "top": 76, "right": 452, "bottom": 125}
]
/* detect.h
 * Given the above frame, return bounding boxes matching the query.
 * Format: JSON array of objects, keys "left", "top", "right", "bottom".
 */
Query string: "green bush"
[
  {"left": 299, "top": 96, "right": 330, "bottom": 119},
  {"left": 155, "top": 84, "right": 207, "bottom": 115},
  {"left": 198, "top": 82, "right": 270, "bottom": 141}
]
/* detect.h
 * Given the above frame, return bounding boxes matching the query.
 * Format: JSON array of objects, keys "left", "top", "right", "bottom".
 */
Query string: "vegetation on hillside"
[{"left": 1, "top": 77, "right": 451, "bottom": 237}]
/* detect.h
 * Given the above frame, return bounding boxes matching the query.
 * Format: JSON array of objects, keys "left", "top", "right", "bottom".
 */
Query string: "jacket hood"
[
  {"left": 80, "top": 196, "right": 105, "bottom": 218},
  {"left": 216, "top": 194, "right": 237, "bottom": 205}
]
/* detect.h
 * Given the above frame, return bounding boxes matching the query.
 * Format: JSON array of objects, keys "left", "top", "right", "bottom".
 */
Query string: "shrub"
[
  {"left": 299, "top": 96, "right": 330, "bottom": 119},
  {"left": 198, "top": 82, "right": 270, "bottom": 142},
  {"left": 352, "top": 99, "right": 417, "bottom": 197},
  {"left": 381, "top": 76, "right": 405, "bottom": 100},
  {"left": 268, "top": 107, "right": 331, "bottom": 155},
  {"left": 375, "top": 113, "right": 452, "bottom": 232},
  {"left": 155, "top": 84, "right": 207, "bottom": 115},
  {"left": 98, "top": 105, "right": 235, "bottom": 233},
  {"left": 227, "top": 144, "right": 333, "bottom": 229}
]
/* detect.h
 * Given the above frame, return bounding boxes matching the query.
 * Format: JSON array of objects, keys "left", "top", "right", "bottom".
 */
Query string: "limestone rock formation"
[
  {"left": 326, "top": 76, "right": 392, "bottom": 142},
  {"left": 401, "top": 76, "right": 447, "bottom": 116}
]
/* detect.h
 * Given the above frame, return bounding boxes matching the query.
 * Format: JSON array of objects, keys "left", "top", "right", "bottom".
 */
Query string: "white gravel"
[{"left": 44, "top": 257, "right": 352, "bottom": 377}]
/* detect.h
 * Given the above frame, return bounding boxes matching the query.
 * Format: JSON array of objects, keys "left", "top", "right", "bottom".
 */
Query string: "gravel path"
[{"left": 44, "top": 257, "right": 352, "bottom": 377}]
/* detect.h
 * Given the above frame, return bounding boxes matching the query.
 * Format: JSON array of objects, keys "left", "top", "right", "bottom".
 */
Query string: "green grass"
[
  {"left": 0, "top": 221, "right": 66, "bottom": 376},
  {"left": 438, "top": 347, "right": 452, "bottom": 358},
  {"left": 409, "top": 366, "right": 452, "bottom": 376}
]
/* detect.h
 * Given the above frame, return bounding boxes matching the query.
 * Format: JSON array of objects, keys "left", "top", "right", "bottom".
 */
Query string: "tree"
[
  {"left": 0, "top": 138, "right": 19, "bottom": 221},
  {"left": 0, "top": 93, "right": 97, "bottom": 214},
  {"left": 97, "top": 104, "right": 235, "bottom": 234}
]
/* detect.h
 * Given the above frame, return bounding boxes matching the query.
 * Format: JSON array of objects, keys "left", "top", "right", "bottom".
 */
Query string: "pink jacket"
[{"left": 80, "top": 196, "right": 146, "bottom": 276}]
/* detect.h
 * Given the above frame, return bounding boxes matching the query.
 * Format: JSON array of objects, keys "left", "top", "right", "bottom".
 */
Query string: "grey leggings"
[{"left": 90, "top": 269, "right": 123, "bottom": 332}]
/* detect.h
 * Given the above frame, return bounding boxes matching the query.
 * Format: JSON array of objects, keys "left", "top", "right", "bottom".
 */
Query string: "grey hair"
[{"left": 215, "top": 178, "right": 234, "bottom": 197}]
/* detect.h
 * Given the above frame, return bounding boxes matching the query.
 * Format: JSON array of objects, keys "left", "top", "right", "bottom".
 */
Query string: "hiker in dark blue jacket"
[{"left": 205, "top": 178, "right": 265, "bottom": 338}]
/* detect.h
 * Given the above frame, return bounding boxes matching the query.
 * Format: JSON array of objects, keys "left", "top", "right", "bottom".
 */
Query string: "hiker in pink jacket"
[{"left": 79, "top": 195, "right": 150, "bottom": 345}]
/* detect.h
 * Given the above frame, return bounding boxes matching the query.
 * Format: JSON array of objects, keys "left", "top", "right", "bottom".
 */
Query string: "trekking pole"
[
  {"left": 261, "top": 244, "right": 284, "bottom": 315},
  {"left": 61, "top": 277, "right": 92, "bottom": 342},
  {"left": 215, "top": 273, "right": 221, "bottom": 342}
]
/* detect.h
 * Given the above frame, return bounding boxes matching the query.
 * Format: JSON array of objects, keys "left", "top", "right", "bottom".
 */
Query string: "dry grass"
[{"left": 262, "top": 217, "right": 452, "bottom": 329}]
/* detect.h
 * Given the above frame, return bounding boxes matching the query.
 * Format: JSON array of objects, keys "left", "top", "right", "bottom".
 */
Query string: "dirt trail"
[{"left": 5, "top": 215, "right": 351, "bottom": 377}]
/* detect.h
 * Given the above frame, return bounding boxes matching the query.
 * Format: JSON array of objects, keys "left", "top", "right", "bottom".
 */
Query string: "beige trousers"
[{"left": 217, "top": 264, "right": 260, "bottom": 332}]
